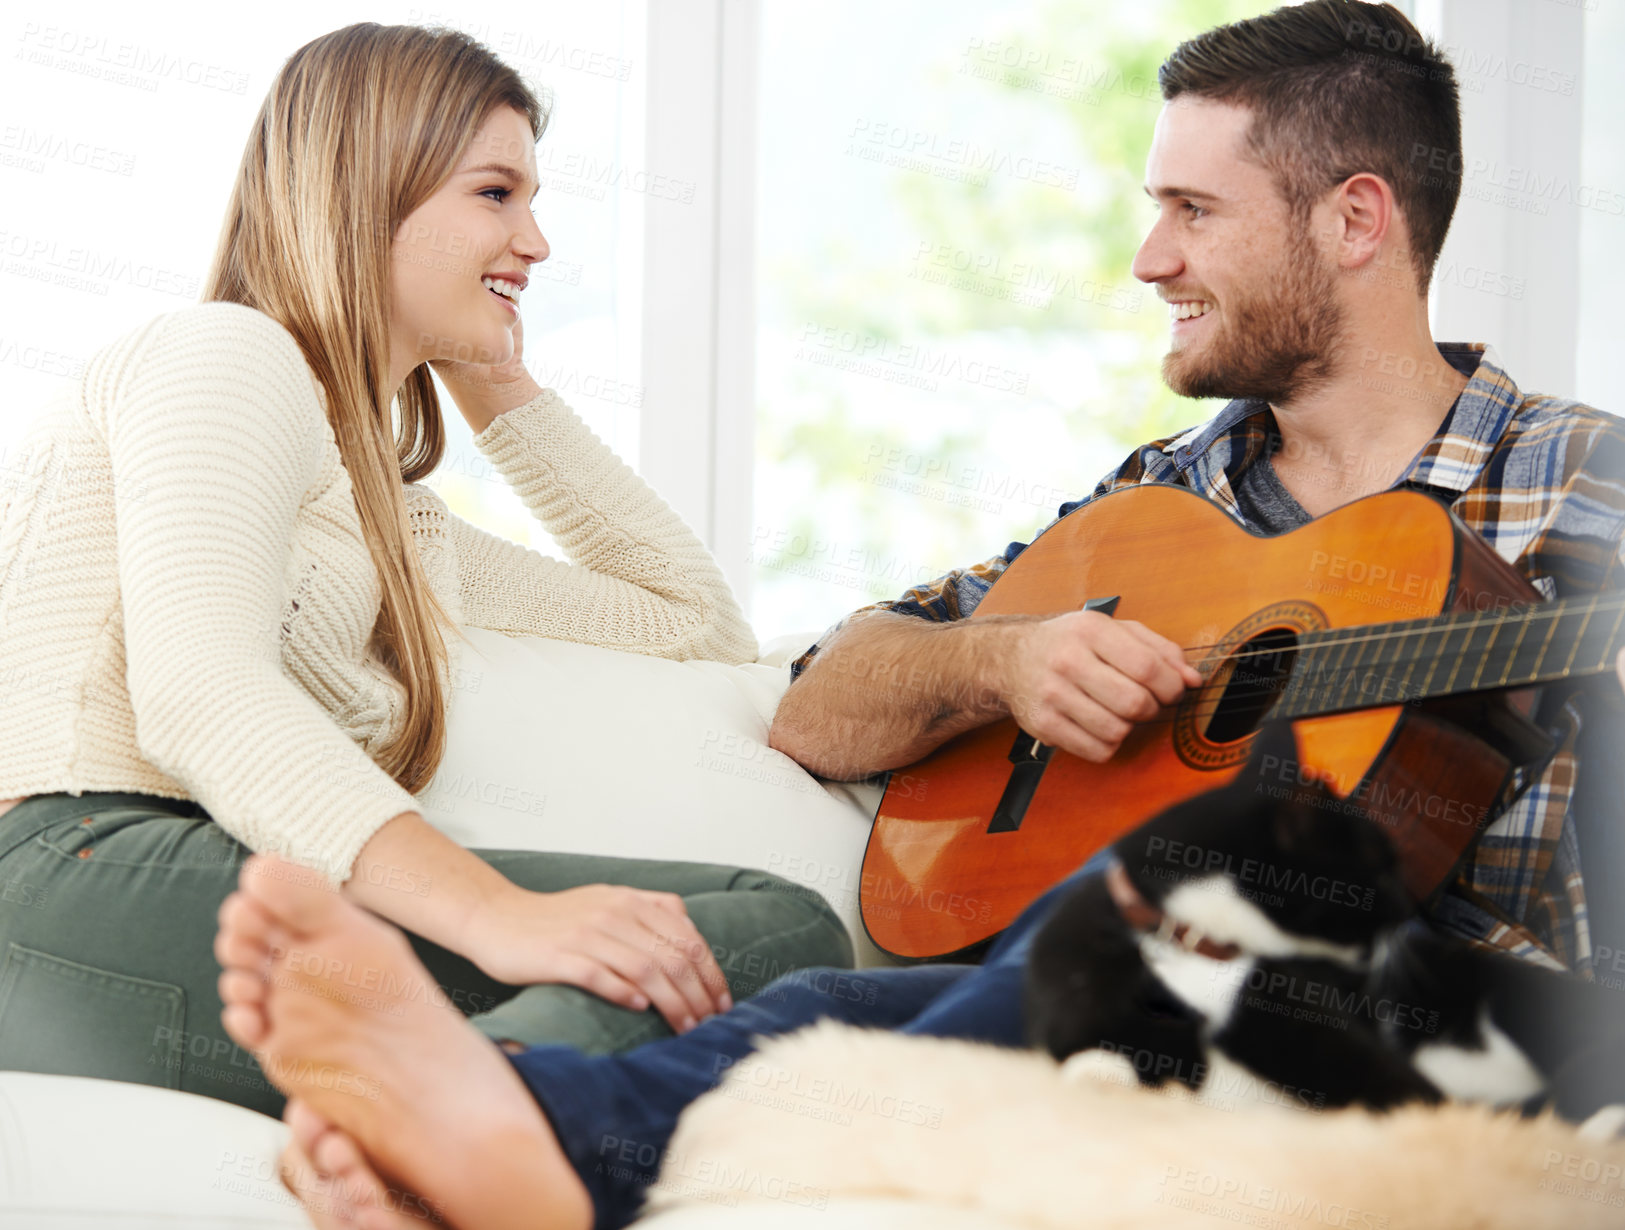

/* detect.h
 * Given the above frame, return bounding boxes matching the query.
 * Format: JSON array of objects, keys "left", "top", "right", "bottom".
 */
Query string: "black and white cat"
[{"left": 1023, "top": 722, "right": 1625, "bottom": 1132}]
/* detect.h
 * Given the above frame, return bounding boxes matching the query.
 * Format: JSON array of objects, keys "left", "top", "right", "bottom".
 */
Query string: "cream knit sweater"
[{"left": 0, "top": 302, "right": 757, "bottom": 882}]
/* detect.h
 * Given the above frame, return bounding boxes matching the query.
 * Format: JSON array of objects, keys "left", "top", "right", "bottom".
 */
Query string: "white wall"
[{"left": 1414, "top": 0, "right": 1589, "bottom": 395}]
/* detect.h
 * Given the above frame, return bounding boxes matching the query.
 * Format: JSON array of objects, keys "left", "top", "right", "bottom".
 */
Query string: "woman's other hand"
[
  {"left": 463, "top": 883, "right": 734, "bottom": 1032},
  {"left": 430, "top": 315, "right": 544, "bottom": 434}
]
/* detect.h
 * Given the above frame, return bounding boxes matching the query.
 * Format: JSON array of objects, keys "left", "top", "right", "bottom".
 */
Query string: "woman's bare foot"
[
  {"left": 214, "top": 854, "right": 592, "bottom": 1230},
  {"left": 280, "top": 1098, "right": 443, "bottom": 1228}
]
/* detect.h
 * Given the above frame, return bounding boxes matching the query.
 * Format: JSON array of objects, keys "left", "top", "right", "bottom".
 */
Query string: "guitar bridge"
[{"left": 987, "top": 731, "right": 1056, "bottom": 833}]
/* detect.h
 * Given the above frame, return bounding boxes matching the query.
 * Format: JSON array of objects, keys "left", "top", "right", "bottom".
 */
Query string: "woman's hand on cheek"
[{"left": 431, "top": 315, "right": 544, "bottom": 434}]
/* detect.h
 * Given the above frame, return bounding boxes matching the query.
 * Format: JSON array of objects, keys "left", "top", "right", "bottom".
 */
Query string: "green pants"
[{"left": 0, "top": 791, "right": 852, "bottom": 1119}]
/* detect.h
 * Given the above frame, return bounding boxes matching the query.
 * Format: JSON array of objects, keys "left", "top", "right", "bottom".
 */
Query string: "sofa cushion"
[
  {"left": 0, "top": 1070, "right": 304, "bottom": 1227},
  {"left": 421, "top": 627, "right": 890, "bottom": 964}
]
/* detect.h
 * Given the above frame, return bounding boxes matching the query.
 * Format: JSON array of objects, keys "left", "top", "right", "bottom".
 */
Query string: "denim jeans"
[
  {"left": 0, "top": 791, "right": 852, "bottom": 1118},
  {"left": 507, "top": 849, "right": 1111, "bottom": 1228}
]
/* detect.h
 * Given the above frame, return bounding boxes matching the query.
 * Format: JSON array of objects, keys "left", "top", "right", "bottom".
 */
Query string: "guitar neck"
[{"left": 1274, "top": 592, "right": 1625, "bottom": 721}]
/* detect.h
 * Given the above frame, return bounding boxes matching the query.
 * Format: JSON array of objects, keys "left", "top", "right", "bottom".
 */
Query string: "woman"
[{"left": 0, "top": 22, "right": 849, "bottom": 1117}]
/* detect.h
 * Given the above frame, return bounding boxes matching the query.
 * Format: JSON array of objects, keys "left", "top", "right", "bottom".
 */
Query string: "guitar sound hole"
[{"left": 1203, "top": 628, "right": 1299, "bottom": 744}]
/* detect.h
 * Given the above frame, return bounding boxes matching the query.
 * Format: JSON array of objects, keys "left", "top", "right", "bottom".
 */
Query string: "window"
[
  {"left": 1576, "top": 0, "right": 1624, "bottom": 410},
  {"left": 750, "top": 0, "right": 1287, "bottom": 636}
]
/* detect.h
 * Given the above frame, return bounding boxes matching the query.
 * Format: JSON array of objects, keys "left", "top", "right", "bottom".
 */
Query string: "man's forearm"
[{"left": 769, "top": 611, "right": 1030, "bottom": 779}]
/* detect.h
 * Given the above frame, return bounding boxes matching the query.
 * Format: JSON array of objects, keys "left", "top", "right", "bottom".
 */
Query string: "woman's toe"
[
  {"left": 214, "top": 926, "right": 270, "bottom": 972},
  {"left": 220, "top": 1000, "right": 268, "bottom": 1050},
  {"left": 280, "top": 1136, "right": 358, "bottom": 1229},
  {"left": 285, "top": 1097, "right": 333, "bottom": 1155},
  {"left": 217, "top": 889, "right": 275, "bottom": 943},
  {"left": 218, "top": 967, "right": 267, "bottom": 1008},
  {"left": 313, "top": 1127, "right": 371, "bottom": 1183}
]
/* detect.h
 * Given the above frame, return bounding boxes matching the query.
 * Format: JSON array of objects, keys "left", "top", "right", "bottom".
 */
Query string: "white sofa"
[{"left": 0, "top": 626, "right": 896, "bottom": 1227}]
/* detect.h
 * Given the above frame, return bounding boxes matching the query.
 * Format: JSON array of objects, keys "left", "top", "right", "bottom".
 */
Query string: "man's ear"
[{"left": 1333, "top": 172, "right": 1402, "bottom": 282}]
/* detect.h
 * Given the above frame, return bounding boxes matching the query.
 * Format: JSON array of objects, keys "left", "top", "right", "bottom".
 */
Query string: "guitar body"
[{"left": 861, "top": 485, "right": 1548, "bottom": 962}]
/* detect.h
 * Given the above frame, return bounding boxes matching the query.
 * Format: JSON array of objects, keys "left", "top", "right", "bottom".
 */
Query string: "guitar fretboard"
[{"left": 1269, "top": 592, "right": 1625, "bottom": 720}]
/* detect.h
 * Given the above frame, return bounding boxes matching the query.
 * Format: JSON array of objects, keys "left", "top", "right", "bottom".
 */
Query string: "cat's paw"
[
  {"left": 1578, "top": 1104, "right": 1625, "bottom": 1141},
  {"left": 1059, "top": 1049, "right": 1140, "bottom": 1090}
]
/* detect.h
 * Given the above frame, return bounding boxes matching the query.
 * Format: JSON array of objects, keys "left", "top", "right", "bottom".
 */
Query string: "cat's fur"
[{"left": 1023, "top": 722, "right": 1625, "bottom": 1125}]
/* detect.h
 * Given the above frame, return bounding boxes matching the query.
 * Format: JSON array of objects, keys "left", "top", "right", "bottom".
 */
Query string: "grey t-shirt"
[{"left": 1232, "top": 450, "right": 1312, "bottom": 534}]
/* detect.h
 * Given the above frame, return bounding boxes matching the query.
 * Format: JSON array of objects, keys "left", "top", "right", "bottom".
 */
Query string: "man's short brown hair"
[{"left": 1159, "top": 1, "right": 1461, "bottom": 291}]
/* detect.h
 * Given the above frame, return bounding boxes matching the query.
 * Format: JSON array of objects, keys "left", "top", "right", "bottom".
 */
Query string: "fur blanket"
[{"left": 643, "top": 1021, "right": 1625, "bottom": 1229}]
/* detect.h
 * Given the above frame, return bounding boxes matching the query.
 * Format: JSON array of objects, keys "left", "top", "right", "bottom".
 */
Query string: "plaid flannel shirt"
[{"left": 791, "top": 344, "right": 1625, "bottom": 975}]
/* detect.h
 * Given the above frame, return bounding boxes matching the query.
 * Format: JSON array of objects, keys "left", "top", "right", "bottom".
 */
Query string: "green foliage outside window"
[{"left": 752, "top": 0, "right": 1281, "bottom": 632}]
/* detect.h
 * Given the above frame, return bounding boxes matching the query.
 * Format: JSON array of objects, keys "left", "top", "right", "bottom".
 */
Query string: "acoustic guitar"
[{"left": 860, "top": 484, "right": 1625, "bottom": 961}]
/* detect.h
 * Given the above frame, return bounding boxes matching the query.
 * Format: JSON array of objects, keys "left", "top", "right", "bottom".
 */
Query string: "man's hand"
[
  {"left": 430, "top": 316, "right": 544, "bottom": 435},
  {"left": 999, "top": 610, "right": 1203, "bottom": 763},
  {"left": 1616, "top": 647, "right": 1624, "bottom": 694},
  {"left": 771, "top": 607, "right": 1206, "bottom": 781}
]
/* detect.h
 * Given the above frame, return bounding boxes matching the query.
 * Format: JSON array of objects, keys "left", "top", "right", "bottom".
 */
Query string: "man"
[
  {"left": 773, "top": 1, "right": 1624, "bottom": 974},
  {"left": 208, "top": 4, "right": 1625, "bottom": 1228}
]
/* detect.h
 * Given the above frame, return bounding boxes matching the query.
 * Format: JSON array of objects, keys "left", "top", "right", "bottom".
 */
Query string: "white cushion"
[
  {"left": 0, "top": 1071, "right": 302, "bottom": 1227},
  {"left": 423, "top": 627, "right": 892, "bottom": 965}
]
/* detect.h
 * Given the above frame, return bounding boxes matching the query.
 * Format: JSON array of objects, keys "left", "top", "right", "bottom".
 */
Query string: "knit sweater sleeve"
[
  {"left": 434, "top": 388, "right": 758, "bottom": 664},
  {"left": 92, "top": 302, "right": 420, "bottom": 883}
]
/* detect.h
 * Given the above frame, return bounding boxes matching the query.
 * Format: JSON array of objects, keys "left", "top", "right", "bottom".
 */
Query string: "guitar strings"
[
  {"left": 1114, "top": 640, "right": 1616, "bottom": 732},
  {"left": 1128, "top": 596, "right": 1625, "bottom": 729},
  {"left": 1183, "top": 594, "right": 1625, "bottom": 656},
  {"left": 1163, "top": 634, "right": 1622, "bottom": 715},
  {"left": 1173, "top": 593, "right": 1625, "bottom": 662}
]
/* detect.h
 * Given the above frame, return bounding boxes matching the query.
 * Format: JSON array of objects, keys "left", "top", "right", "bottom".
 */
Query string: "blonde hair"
[{"left": 202, "top": 24, "right": 547, "bottom": 794}]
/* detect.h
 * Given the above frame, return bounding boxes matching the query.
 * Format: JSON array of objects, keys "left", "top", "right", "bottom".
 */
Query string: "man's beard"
[{"left": 1162, "top": 232, "right": 1344, "bottom": 404}]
